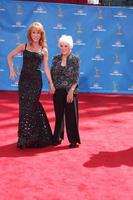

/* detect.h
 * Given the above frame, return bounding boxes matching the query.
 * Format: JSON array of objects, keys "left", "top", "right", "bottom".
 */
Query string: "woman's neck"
[
  {"left": 61, "top": 54, "right": 70, "bottom": 66},
  {"left": 31, "top": 42, "right": 40, "bottom": 48},
  {"left": 62, "top": 53, "right": 70, "bottom": 58},
  {"left": 28, "top": 42, "right": 41, "bottom": 51}
]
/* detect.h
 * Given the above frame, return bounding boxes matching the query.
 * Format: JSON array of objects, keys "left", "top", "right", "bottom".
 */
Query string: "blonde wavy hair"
[{"left": 27, "top": 22, "right": 47, "bottom": 48}]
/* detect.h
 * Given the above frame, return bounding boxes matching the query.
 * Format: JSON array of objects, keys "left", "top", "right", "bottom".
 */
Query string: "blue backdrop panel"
[{"left": 0, "top": 0, "right": 133, "bottom": 94}]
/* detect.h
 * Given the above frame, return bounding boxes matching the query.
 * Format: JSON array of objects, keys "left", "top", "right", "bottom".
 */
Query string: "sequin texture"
[{"left": 17, "top": 49, "right": 53, "bottom": 148}]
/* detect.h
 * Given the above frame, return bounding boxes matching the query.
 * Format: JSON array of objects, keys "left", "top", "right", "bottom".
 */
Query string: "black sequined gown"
[{"left": 17, "top": 46, "right": 53, "bottom": 148}]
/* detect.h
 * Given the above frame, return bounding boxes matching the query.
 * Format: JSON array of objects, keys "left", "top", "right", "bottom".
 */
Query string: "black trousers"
[{"left": 53, "top": 88, "right": 81, "bottom": 144}]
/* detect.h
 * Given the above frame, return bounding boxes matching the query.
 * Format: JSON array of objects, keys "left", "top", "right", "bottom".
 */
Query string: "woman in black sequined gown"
[{"left": 7, "top": 22, "right": 55, "bottom": 148}]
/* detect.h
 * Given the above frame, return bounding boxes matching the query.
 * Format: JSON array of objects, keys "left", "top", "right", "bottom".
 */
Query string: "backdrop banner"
[{"left": 0, "top": 0, "right": 133, "bottom": 94}]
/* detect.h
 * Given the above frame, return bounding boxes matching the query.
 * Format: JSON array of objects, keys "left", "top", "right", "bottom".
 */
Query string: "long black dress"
[{"left": 17, "top": 44, "right": 53, "bottom": 148}]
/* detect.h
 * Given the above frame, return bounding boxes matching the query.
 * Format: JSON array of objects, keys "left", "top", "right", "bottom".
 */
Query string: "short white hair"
[{"left": 58, "top": 35, "right": 73, "bottom": 49}]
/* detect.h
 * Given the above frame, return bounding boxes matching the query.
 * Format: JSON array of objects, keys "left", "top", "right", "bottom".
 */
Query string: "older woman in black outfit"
[{"left": 51, "top": 35, "right": 81, "bottom": 148}]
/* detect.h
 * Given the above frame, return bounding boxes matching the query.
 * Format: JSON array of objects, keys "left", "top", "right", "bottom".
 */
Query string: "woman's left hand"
[
  {"left": 67, "top": 89, "right": 74, "bottom": 103},
  {"left": 49, "top": 83, "right": 55, "bottom": 94}
]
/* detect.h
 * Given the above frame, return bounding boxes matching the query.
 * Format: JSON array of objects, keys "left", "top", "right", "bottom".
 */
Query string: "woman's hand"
[
  {"left": 67, "top": 89, "right": 74, "bottom": 103},
  {"left": 49, "top": 83, "right": 55, "bottom": 94},
  {"left": 10, "top": 69, "right": 17, "bottom": 80}
]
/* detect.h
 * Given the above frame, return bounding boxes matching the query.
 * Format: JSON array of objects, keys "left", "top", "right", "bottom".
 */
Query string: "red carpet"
[{"left": 0, "top": 92, "right": 133, "bottom": 200}]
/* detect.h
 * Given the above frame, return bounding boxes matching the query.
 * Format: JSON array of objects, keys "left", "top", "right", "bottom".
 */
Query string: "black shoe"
[
  {"left": 53, "top": 140, "right": 62, "bottom": 146},
  {"left": 17, "top": 143, "right": 24, "bottom": 149},
  {"left": 69, "top": 143, "right": 79, "bottom": 148}
]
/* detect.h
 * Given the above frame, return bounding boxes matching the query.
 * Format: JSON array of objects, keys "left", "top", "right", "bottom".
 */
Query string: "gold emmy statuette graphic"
[
  {"left": 77, "top": 23, "right": 82, "bottom": 34},
  {"left": 114, "top": 54, "right": 120, "bottom": 64},
  {"left": 16, "top": 4, "right": 23, "bottom": 15},
  {"left": 14, "top": 65, "right": 21, "bottom": 77},
  {"left": 116, "top": 23, "right": 122, "bottom": 35},
  {"left": 95, "top": 67, "right": 100, "bottom": 77},
  {"left": 96, "top": 38, "right": 101, "bottom": 48},
  {"left": 97, "top": 9, "right": 103, "bottom": 19},
  {"left": 13, "top": 65, "right": 21, "bottom": 85},
  {"left": 112, "top": 81, "right": 118, "bottom": 92},
  {"left": 16, "top": 65, "right": 21, "bottom": 76},
  {"left": 57, "top": 7, "right": 64, "bottom": 17},
  {"left": 16, "top": 33, "right": 21, "bottom": 45}
]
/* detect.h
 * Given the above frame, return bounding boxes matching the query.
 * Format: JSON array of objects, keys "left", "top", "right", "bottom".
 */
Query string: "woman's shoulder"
[
  {"left": 52, "top": 54, "right": 61, "bottom": 60},
  {"left": 17, "top": 43, "right": 26, "bottom": 51},
  {"left": 69, "top": 54, "right": 80, "bottom": 64},
  {"left": 70, "top": 53, "right": 79, "bottom": 60},
  {"left": 42, "top": 47, "right": 48, "bottom": 56},
  {"left": 42, "top": 47, "right": 48, "bottom": 53}
]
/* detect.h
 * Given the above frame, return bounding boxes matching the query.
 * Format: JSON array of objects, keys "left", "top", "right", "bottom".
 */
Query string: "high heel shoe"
[
  {"left": 69, "top": 143, "right": 79, "bottom": 148},
  {"left": 53, "top": 140, "right": 62, "bottom": 146}
]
